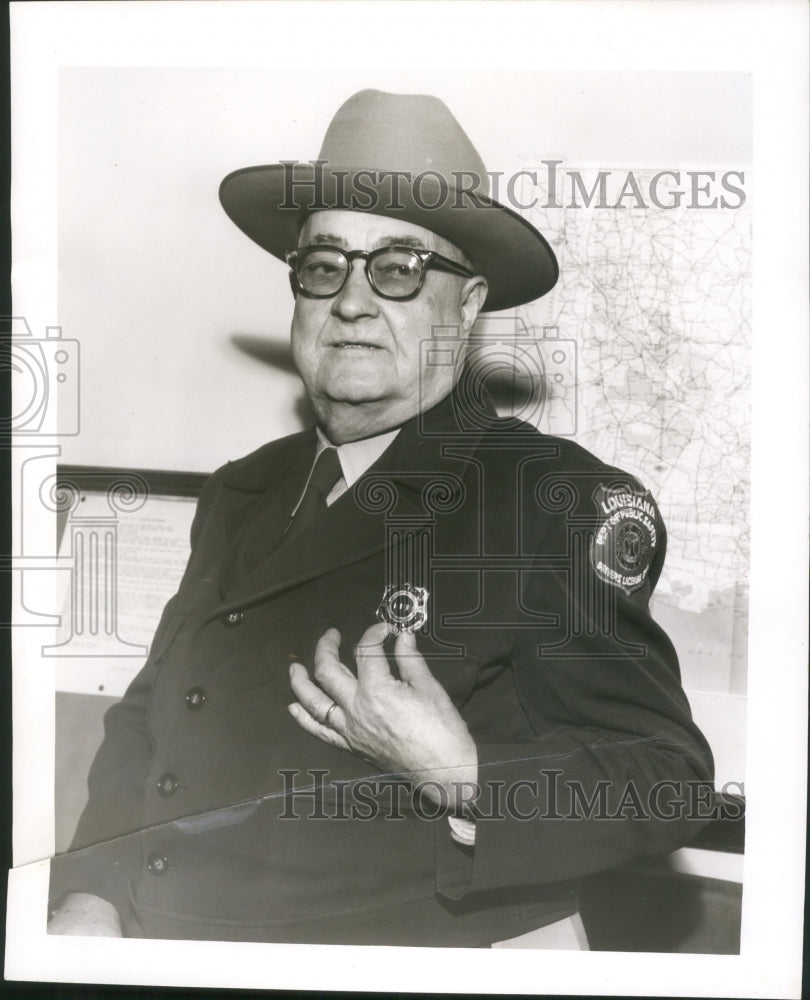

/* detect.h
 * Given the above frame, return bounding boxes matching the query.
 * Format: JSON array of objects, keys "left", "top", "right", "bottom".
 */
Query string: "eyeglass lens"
[{"left": 295, "top": 247, "right": 423, "bottom": 298}]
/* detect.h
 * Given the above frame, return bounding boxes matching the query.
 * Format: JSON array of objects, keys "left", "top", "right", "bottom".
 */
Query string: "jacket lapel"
[{"left": 217, "top": 432, "right": 316, "bottom": 596}]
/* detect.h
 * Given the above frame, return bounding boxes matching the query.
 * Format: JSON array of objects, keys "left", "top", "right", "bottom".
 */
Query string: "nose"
[{"left": 330, "top": 259, "right": 379, "bottom": 321}]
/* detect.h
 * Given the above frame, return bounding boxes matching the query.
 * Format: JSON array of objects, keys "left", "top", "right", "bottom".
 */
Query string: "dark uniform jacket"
[{"left": 50, "top": 389, "right": 713, "bottom": 946}]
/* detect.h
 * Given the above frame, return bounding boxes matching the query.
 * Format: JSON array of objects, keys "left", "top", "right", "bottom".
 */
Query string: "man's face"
[{"left": 291, "top": 210, "right": 487, "bottom": 444}]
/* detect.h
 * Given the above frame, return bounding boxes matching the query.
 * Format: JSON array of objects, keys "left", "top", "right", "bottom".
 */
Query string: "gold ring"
[{"left": 323, "top": 702, "right": 338, "bottom": 727}]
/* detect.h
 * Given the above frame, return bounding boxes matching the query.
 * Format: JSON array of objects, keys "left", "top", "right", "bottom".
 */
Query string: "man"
[{"left": 49, "top": 89, "right": 713, "bottom": 947}]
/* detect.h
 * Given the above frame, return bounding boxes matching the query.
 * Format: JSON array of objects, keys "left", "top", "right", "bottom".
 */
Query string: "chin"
[{"left": 319, "top": 376, "right": 393, "bottom": 403}]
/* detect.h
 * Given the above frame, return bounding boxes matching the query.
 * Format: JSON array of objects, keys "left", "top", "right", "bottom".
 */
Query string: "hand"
[
  {"left": 289, "top": 624, "right": 478, "bottom": 809},
  {"left": 48, "top": 892, "right": 123, "bottom": 936}
]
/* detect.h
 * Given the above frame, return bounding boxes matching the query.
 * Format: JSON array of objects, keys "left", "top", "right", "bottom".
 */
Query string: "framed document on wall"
[{"left": 52, "top": 465, "right": 207, "bottom": 697}]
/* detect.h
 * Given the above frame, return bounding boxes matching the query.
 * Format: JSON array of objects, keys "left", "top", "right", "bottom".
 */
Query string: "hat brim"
[{"left": 219, "top": 164, "right": 558, "bottom": 312}]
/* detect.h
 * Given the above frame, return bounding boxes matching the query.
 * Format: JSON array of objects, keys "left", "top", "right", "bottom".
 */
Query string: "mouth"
[{"left": 331, "top": 341, "right": 383, "bottom": 350}]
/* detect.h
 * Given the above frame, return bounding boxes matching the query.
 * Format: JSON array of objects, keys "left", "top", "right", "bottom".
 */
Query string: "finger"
[
  {"left": 288, "top": 702, "right": 351, "bottom": 751},
  {"left": 353, "top": 622, "right": 394, "bottom": 682},
  {"left": 289, "top": 662, "right": 343, "bottom": 724},
  {"left": 312, "top": 629, "right": 357, "bottom": 703},
  {"left": 393, "top": 630, "right": 439, "bottom": 688}
]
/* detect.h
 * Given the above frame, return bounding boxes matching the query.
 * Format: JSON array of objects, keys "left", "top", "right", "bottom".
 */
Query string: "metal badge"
[{"left": 376, "top": 584, "right": 429, "bottom": 635}]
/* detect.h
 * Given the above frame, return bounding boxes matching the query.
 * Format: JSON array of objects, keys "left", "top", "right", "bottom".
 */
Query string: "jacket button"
[
  {"left": 224, "top": 610, "right": 243, "bottom": 627},
  {"left": 156, "top": 773, "right": 179, "bottom": 797},
  {"left": 147, "top": 853, "right": 169, "bottom": 876},
  {"left": 185, "top": 686, "right": 206, "bottom": 710}
]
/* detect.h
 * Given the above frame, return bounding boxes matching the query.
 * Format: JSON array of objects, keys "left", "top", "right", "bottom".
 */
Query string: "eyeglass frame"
[{"left": 285, "top": 244, "right": 478, "bottom": 301}]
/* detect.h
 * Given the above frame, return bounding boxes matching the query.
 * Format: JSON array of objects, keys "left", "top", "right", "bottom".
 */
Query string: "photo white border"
[{"left": 7, "top": 2, "right": 809, "bottom": 996}]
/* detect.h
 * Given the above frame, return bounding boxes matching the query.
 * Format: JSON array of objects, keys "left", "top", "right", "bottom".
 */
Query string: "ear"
[{"left": 458, "top": 276, "right": 488, "bottom": 337}]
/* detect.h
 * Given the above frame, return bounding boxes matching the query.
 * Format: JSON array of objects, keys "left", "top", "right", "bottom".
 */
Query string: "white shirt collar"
[{"left": 315, "top": 425, "right": 400, "bottom": 491}]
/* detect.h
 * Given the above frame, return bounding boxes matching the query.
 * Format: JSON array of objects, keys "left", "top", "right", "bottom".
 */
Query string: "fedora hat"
[{"left": 219, "top": 89, "right": 558, "bottom": 312}]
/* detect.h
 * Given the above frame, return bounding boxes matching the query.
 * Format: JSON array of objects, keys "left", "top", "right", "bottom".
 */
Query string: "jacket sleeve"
[
  {"left": 48, "top": 472, "right": 223, "bottom": 919},
  {"left": 434, "top": 481, "right": 715, "bottom": 900}
]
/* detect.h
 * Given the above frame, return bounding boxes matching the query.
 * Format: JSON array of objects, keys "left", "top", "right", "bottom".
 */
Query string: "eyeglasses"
[{"left": 286, "top": 244, "right": 477, "bottom": 301}]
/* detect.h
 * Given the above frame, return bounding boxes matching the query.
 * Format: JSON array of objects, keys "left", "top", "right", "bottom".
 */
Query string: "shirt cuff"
[{"left": 447, "top": 814, "right": 477, "bottom": 846}]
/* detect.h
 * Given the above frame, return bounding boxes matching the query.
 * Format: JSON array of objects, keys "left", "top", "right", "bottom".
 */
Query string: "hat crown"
[{"left": 317, "top": 90, "right": 488, "bottom": 195}]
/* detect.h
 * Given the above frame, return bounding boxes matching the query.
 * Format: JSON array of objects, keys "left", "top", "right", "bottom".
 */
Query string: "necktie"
[{"left": 283, "top": 447, "right": 343, "bottom": 542}]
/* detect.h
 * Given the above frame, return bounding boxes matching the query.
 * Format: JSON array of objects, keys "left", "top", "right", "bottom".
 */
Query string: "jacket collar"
[
  {"left": 220, "top": 430, "right": 315, "bottom": 493},
  {"left": 212, "top": 389, "right": 497, "bottom": 615}
]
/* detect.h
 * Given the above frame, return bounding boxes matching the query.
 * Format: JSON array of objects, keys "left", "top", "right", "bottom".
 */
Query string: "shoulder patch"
[{"left": 591, "top": 483, "right": 659, "bottom": 595}]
